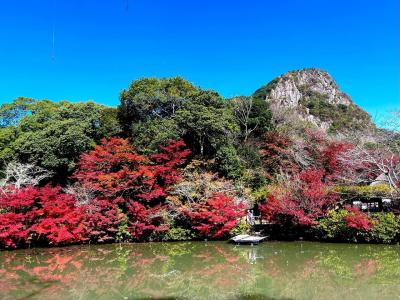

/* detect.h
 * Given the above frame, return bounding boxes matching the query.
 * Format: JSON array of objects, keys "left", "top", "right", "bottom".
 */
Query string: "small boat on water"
[{"left": 230, "top": 234, "right": 267, "bottom": 245}]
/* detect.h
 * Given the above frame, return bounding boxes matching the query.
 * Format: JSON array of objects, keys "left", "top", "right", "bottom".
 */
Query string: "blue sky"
[{"left": 1, "top": 0, "right": 399, "bottom": 121}]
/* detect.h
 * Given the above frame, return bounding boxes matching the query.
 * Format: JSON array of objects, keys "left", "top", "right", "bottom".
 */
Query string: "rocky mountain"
[{"left": 253, "top": 68, "right": 375, "bottom": 133}]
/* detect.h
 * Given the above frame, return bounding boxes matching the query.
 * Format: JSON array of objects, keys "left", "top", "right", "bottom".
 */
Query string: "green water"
[{"left": 1, "top": 242, "right": 400, "bottom": 300}]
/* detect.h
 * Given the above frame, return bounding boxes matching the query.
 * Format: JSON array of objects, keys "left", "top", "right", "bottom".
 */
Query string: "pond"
[{"left": 1, "top": 241, "right": 400, "bottom": 299}]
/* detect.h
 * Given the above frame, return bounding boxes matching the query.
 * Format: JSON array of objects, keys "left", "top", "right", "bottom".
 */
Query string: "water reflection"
[{"left": 0, "top": 242, "right": 400, "bottom": 299}]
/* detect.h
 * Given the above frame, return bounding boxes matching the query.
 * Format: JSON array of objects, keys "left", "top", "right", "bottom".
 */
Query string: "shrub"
[
  {"left": 251, "top": 186, "right": 271, "bottom": 202},
  {"left": 215, "top": 145, "right": 244, "bottom": 180},
  {"left": 344, "top": 207, "right": 372, "bottom": 231},
  {"left": 318, "top": 208, "right": 374, "bottom": 242},
  {"left": 126, "top": 201, "right": 169, "bottom": 241},
  {"left": 72, "top": 138, "right": 191, "bottom": 242},
  {"left": 0, "top": 186, "right": 87, "bottom": 248},
  {"left": 183, "top": 193, "right": 246, "bottom": 239},
  {"left": 243, "top": 171, "right": 268, "bottom": 190},
  {"left": 163, "top": 227, "right": 196, "bottom": 241},
  {"left": 318, "top": 209, "right": 349, "bottom": 240},
  {"left": 229, "top": 219, "right": 251, "bottom": 236},
  {"left": 366, "top": 213, "right": 400, "bottom": 244},
  {"left": 259, "top": 169, "right": 338, "bottom": 226},
  {"left": 237, "top": 145, "right": 262, "bottom": 169},
  {"left": 82, "top": 198, "right": 123, "bottom": 243}
]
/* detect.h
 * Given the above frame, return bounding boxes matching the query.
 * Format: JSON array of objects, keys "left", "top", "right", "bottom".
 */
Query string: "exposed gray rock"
[
  {"left": 268, "top": 78, "right": 302, "bottom": 108},
  {"left": 253, "top": 68, "right": 371, "bottom": 132},
  {"left": 266, "top": 68, "right": 352, "bottom": 108}
]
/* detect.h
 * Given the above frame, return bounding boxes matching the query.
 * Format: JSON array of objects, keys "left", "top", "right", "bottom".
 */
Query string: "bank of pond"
[{"left": 1, "top": 241, "right": 400, "bottom": 299}]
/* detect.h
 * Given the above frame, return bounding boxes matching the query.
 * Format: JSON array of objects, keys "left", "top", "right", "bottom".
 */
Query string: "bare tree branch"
[
  {"left": 64, "top": 183, "right": 95, "bottom": 206},
  {"left": 0, "top": 162, "right": 53, "bottom": 192},
  {"left": 231, "top": 96, "right": 257, "bottom": 142}
]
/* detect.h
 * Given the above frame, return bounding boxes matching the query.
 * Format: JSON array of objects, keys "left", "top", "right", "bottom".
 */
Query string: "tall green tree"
[
  {"left": 132, "top": 118, "right": 181, "bottom": 154},
  {"left": 0, "top": 98, "right": 121, "bottom": 180},
  {"left": 0, "top": 97, "right": 34, "bottom": 127},
  {"left": 118, "top": 77, "right": 198, "bottom": 133},
  {"left": 174, "top": 91, "right": 238, "bottom": 156}
]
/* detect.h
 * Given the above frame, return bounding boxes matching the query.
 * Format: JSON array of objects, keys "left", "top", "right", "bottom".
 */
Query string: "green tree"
[
  {"left": 132, "top": 118, "right": 181, "bottom": 154},
  {"left": 174, "top": 91, "right": 239, "bottom": 156},
  {"left": 119, "top": 77, "right": 239, "bottom": 156},
  {"left": 98, "top": 107, "right": 122, "bottom": 138},
  {"left": 11, "top": 120, "right": 95, "bottom": 173},
  {"left": 215, "top": 145, "right": 244, "bottom": 180},
  {"left": 0, "top": 127, "right": 17, "bottom": 163},
  {"left": 118, "top": 77, "right": 197, "bottom": 133},
  {"left": 0, "top": 97, "right": 34, "bottom": 127},
  {"left": 0, "top": 98, "right": 121, "bottom": 180},
  {"left": 250, "top": 97, "right": 274, "bottom": 136}
]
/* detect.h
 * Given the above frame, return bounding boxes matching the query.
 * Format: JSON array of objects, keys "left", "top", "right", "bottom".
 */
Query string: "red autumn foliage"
[
  {"left": 127, "top": 201, "right": 168, "bottom": 240},
  {"left": 140, "top": 139, "right": 191, "bottom": 201},
  {"left": 320, "top": 142, "right": 354, "bottom": 178},
  {"left": 257, "top": 129, "right": 371, "bottom": 229},
  {"left": 82, "top": 198, "right": 122, "bottom": 243},
  {"left": 74, "top": 138, "right": 190, "bottom": 202},
  {"left": 0, "top": 186, "right": 86, "bottom": 248},
  {"left": 261, "top": 129, "right": 359, "bottom": 184},
  {"left": 259, "top": 131, "right": 299, "bottom": 179},
  {"left": 0, "top": 211, "right": 28, "bottom": 249},
  {"left": 299, "top": 130, "right": 356, "bottom": 180},
  {"left": 82, "top": 197, "right": 169, "bottom": 243},
  {"left": 0, "top": 138, "right": 191, "bottom": 248},
  {"left": 183, "top": 194, "right": 246, "bottom": 238},
  {"left": 344, "top": 206, "right": 372, "bottom": 231},
  {"left": 73, "top": 138, "right": 190, "bottom": 243},
  {"left": 73, "top": 137, "right": 147, "bottom": 199},
  {"left": 31, "top": 188, "right": 87, "bottom": 245},
  {"left": 259, "top": 169, "right": 338, "bottom": 226}
]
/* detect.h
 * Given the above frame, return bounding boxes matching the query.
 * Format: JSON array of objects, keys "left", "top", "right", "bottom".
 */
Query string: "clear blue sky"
[{"left": 1, "top": 0, "right": 399, "bottom": 120}]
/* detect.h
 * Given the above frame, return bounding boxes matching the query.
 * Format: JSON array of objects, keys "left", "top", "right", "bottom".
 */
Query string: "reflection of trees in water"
[
  {"left": 0, "top": 243, "right": 256, "bottom": 299},
  {"left": 254, "top": 243, "right": 400, "bottom": 299},
  {"left": 0, "top": 242, "right": 400, "bottom": 299}
]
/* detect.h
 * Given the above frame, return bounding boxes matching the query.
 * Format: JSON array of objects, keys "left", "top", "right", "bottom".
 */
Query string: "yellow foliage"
[{"left": 331, "top": 184, "right": 394, "bottom": 199}]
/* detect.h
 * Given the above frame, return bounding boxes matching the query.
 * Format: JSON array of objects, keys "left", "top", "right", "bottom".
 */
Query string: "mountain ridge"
[{"left": 253, "top": 68, "right": 374, "bottom": 133}]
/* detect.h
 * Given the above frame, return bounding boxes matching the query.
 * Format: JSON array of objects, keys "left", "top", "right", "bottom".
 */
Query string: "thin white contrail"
[
  {"left": 52, "top": 24, "right": 55, "bottom": 60},
  {"left": 51, "top": 0, "right": 56, "bottom": 60}
]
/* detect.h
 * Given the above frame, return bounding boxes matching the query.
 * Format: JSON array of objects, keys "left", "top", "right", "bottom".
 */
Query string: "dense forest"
[{"left": 1, "top": 76, "right": 400, "bottom": 249}]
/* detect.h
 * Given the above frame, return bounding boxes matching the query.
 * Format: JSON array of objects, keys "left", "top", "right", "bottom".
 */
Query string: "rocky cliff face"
[{"left": 253, "top": 68, "right": 373, "bottom": 133}]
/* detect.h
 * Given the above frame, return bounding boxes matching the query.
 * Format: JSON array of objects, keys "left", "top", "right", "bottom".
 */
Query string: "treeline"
[
  {"left": 0, "top": 78, "right": 271, "bottom": 182},
  {"left": 0, "top": 77, "right": 400, "bottom": 248}
]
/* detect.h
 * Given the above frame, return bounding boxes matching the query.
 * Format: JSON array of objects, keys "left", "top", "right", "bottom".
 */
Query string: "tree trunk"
[{"left": 199, "top": 135, "right": 205, "bottom": 156}]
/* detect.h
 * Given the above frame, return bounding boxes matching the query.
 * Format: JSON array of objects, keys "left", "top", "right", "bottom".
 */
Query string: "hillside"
[{"left": 253, "top": 68, "right": 375, "bottom": 133}]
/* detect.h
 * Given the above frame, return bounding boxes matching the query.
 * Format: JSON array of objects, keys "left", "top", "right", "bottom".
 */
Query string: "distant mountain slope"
[{"left": 253, "top": 68, "right": 375, "bottom": 133}]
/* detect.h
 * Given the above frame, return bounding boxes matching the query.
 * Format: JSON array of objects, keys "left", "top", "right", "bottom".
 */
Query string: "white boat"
[{"left": 230, "top": 234, "right": 267, "bottom": 244}]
